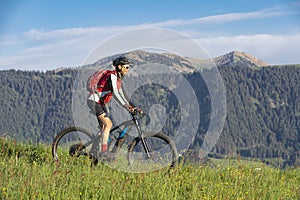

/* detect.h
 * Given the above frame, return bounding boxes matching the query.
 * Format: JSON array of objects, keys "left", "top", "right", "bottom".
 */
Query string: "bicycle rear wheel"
[
  {"left": 128, "top": 132, "right": 178, "bottom": 172},
  {"left": 52, "top": 126, "right": 95, "bottom": 165}
]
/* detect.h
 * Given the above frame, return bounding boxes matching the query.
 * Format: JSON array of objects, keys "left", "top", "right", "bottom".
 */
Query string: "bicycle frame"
[
  {"left": 111, "top": 113, "right": 152, "bottom": 158},
  {"left": 82, "top": 112, "right": 152, "bottom": 158}
]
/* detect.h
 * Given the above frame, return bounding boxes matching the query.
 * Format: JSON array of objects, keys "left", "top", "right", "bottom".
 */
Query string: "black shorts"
[{"left": 87, "top": 99, "right": 109, "bottom": 117}]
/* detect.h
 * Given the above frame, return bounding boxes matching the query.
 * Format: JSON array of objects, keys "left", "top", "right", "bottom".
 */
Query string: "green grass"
[{"left": 0, "top": 137, "right": 299, "bottom": 200}]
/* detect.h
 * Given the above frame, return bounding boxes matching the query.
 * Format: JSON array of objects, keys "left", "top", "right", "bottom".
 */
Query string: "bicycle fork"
[
  {"left": 134, "top": 118, "right": 151, "bottom": 159},
  {"left": 141, "top": 136, "right": 151, "bottom": 159}
]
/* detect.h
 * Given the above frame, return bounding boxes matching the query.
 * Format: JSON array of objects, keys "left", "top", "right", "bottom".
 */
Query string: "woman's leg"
[{"left": 97, "top": 113, "right": 112, "bottom": 153}]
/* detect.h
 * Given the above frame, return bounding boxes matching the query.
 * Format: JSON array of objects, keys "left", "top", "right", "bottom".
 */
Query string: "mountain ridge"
[
  {"left": 213, "top": 51, "right": 269, "bottom": 67},
  {"left": 88, "top": 50, "right": 271, "bottom": 74},
  {"left": 90, "top": 50, "right": 272, "bottom": 74}
]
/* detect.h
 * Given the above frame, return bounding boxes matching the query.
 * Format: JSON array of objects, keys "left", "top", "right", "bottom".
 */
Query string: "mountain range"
[{"left": 0, "top": 50, "right": 299, "bottom": 167}]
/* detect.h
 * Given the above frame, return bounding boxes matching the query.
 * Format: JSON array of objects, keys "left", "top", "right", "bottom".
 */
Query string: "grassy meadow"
[{"left": 0, "top": 137, "right": 299, "bottom": 200}]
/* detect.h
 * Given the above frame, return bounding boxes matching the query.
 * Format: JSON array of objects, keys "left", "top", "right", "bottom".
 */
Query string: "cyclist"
[{"left": 87, "top": 56, "right": 139, "bottom": 160}]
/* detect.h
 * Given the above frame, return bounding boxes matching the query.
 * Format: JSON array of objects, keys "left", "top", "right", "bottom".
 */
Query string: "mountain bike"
[{"left": 51, "top": 110, "right": 178, "bottom": 172}]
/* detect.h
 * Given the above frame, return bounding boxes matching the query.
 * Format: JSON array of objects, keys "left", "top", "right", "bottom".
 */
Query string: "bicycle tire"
[
  {"left": 52, "top": 126, "right": 95, "bottom": 165},
  {"left": 128, "top": 132, "right": 178, "bottom": 172}
]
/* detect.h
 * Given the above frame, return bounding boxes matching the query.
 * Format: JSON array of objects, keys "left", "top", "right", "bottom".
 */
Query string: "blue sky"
[{"left": 0, "top": 0, "right": 300, "bottom": 70}]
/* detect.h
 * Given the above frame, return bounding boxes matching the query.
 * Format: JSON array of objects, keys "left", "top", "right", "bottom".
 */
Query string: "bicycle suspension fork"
[{"left": 133, "top": 118, "right": 151, "bottom": 159}]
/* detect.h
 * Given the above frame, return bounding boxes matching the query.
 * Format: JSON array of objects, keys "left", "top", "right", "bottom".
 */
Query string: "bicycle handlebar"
[{"left": 130, "top": 109, "right": 145, "bottom": 119}]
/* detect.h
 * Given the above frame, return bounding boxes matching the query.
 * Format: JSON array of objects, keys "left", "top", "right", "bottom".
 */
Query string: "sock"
[{"left": 101, "top": 144, "right": 108, "bottom": 153}]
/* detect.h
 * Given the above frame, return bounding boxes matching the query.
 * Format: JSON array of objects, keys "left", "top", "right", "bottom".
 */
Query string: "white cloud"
[
  {"left": 143, "top": 9, "right": 285, "bottom": 27},
  {"left": 1, "top": 31, "right": 300, "bottom": 70},
  {"left": 0, "top": 35, "right": 21, "bottom": 46},
  {"left": 0, "top": 26, "right": 127, "bottom": 70},
  {"left": 24, "top": 27, "right": 121, "bottom": 41}
]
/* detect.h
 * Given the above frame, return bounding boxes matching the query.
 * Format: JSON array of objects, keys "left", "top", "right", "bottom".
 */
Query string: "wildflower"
[{"left": 2, "top": 187, "right": 7, "bottom": 196}]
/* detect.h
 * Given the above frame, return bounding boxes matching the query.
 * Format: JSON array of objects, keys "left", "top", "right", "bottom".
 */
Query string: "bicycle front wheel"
[
  {"left": 52, "top": 126, "right": 95, "bottom": 165},
  {"left": 128, "top": 132, "right": 178, "bottom": 172}
]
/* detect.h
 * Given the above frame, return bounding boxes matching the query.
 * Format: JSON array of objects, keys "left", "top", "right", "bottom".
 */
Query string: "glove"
[
  {"left": 124, "top": 105, "right": 143, "bottom": 114},
  {"left": 124, "top": 104, "right": 134, "bottom": 113}
]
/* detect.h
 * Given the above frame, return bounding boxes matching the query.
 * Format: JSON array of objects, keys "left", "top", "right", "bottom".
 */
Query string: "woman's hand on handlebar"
[{"left": 125, "top": 105, "right": 143, "bottom": 114}]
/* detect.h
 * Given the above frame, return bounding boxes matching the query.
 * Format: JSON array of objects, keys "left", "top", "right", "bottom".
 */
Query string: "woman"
[{"left": 87, "top": 56, "right": 138, "bottom": 160}]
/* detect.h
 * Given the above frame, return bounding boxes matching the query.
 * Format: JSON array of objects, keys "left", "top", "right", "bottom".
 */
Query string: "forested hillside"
[
  {"left": 0, "top": 51, "right": 299, "bottom": 167},
  {"left": 209, "top": 64, "right": 300, "bottom": 167},
  {"left": 0, "top": 69, "right": 76, "bottom": 142}
]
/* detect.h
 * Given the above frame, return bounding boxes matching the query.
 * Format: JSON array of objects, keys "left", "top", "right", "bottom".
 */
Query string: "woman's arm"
[{"left": 110, "top": 73, "right": 130, "bottom": 107}]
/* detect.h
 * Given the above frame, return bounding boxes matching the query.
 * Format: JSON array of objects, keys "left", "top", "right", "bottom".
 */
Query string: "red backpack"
[{"left": 86, "top": 70, "right": 115, "bottom": 92}]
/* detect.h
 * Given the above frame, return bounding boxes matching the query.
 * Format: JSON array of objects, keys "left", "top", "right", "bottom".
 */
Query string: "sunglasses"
[{"left": 122, "top": 65, "right": 130, "bottom": 70}]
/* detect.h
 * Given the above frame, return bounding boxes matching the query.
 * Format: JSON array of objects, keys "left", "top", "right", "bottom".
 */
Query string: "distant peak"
[{"left": 214, "top": 51, "right": 269, "bottom": 67}]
